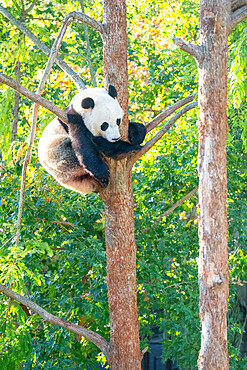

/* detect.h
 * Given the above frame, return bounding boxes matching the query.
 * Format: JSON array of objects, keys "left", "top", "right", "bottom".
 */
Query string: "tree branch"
[
  {"left": 15, "top": 15, "right": 73, "bottom": 245},
  {"left": 173, "top": 38, "right": 202, "bottom": 63},
  {"left": 0, "top": 284, "right": 109, "bottom": 359},
  {"left": 24, "top": 0, "right": 38, "bottom": 15},
  {"left": 0, "top": 73, "right": 68, "bottom": 123},
  {"left": 70, "top": 11, "right": 105, "bottom": 36},
  {"left": 130, "top": 101, "right": 198, "bottom": 164},
  {"left": 140, "top": 187, "right": 198, "bottom": 234},
  {"left": 231, "top": 0, "right": 247, "bottom": 12},
  {"left": 0, "top": 6, "right": 86, "bottom": 90},
  {"left": 162, "top": 280, "right": 198, "bottom": 291},
  {"left": 229, "top": 5, "right": 247, "bottom": 33},
  {"left": 79, "top": 0, "right": 97, "bottom": 87},
  {"left": 146, "top": 94, "right": 195, "bottom": 133}
]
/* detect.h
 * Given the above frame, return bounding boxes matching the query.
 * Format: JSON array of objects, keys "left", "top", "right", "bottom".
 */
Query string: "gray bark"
[{"left": 197, "top": 1, "right": 230, "bottom": 368}]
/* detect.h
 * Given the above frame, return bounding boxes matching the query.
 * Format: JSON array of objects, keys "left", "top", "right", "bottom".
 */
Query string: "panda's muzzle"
[{"left": 112, "top": 137, "right": 121, "bottom": 142}]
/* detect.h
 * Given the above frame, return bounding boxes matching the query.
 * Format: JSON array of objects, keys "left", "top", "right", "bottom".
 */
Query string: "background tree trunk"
[
  {"left": 100, "top": 0, "right": 141, "bottom": 368},
  {"left": 197, "top": 0, "right": 230, "bottom": 368}
]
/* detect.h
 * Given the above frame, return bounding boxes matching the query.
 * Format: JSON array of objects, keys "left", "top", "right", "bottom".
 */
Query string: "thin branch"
[
  {"left": 0, "top": 5, "right": 85, "bottom": 90},
  {"left": 52, "top": 221, "right": 75, "bottom": 227},
  {"left": 25, "top": 17, "right": 58, "bottom": 21},
  {"left": 24, "top": 0, "right": 38, "bottom": 15},
  {"left": 229, "top": 5, "right": 247, "bottom": 33},
  {"left": 173, "top": 37, "right": 202, "bottom": 63},
  {"left": 146, "top": 94, "right": 195, "bottom": 133},
  {"left": 15, "top": 13, "right": 74, "bottom": 245},
  {"left": 141, "top": 346, "right": 149, "bottom": 360},
  {"left": 130, "top": 101, "right": 198, "bottom": 163},
  {"left": 140, "top": 187, "right": 198, "bottom": 234},
  {"left": 0, "top": 73, "right": 68, "bottom": 123},
  {"left": 0, "top": 284, "right": 109, "bottom": 358},
  {"left": 79, "top": 0, "right": 97, "bottom": 87},
  {"left": 161, "top": 280, "right": 198, "bottom": 291}
]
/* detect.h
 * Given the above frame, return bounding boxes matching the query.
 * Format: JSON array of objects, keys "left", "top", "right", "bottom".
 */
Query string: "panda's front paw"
[
  {"left": 67, "top": 113, "right": 84, "bottom": 126},
  {"left": 128, "top": 122, "right": 147, "bottom": 145}
]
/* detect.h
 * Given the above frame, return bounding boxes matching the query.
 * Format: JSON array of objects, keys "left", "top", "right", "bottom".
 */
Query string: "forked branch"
[
  {"left": 0, "top": 284, "right": 109, "bottom": 359},
  {"left": 173, "top": 38, "right": 202, "bottom": 63},
  {"left": 146, "top": 94, "right": 195, "bottom": 133},
  {"left": 130, "top": 101, "right": 198, "bottom": 164}
]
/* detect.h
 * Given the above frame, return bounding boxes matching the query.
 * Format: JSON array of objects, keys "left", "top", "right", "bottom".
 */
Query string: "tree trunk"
[
  {"left": 100, "top": 159, "right": 141, "bottom": 369},
  {"left": 197, "top": 1, "right": 230, "bottom": 368},
  {"left": 103, "top": 0, "right": 129, "bottom": 138},
  {"left": 101, "top": 1, "right": 141, "bottom": 368}
]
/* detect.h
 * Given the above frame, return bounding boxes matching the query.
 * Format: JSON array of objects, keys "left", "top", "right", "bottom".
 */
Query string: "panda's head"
[{"left": 68, "top": 85, "right": 124, "bottom": 142}]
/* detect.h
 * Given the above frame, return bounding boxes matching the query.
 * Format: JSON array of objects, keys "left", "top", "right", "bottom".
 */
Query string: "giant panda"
[{"left": 38, "top": 85, "right": 146, "bottom": 194}]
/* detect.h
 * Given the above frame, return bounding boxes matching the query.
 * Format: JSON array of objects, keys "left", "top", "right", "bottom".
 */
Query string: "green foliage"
[
  {"left": 0, "top": 0, "right": 246, "bottom": 369},
  {"left": 229, "top": 22, "right": 247, "bottom": 108}
]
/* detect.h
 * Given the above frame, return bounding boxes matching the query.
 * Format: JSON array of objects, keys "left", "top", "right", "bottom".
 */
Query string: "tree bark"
[
  {"left": 197, "top": 1, "right": 230, "bottom": 368},
  {"left": 103, "top": 0, "right": 129, "bottom": 138},
  {"left": 101, "top": 1, "right": 141, "bottom": 368},
  {"left": 100, "top": 159, "right": 141, "bottom": 369}
]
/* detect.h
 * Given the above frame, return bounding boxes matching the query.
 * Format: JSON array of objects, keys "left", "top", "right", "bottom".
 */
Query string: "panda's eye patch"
[
  {"left": 116, "top": 118, "right": 121, "bottom": 126},
  {"left": 101, "top": 122, "right": 109, "bottom": 131}
]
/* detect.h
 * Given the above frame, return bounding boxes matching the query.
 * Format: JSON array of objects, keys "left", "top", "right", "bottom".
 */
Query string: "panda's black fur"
[{"left": 38, "top": 85, "right": 146, "bottom": 194}]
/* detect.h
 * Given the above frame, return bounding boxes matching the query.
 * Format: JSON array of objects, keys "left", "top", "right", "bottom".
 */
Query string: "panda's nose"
[{"left": 112, "top": 137, "right": 120, "bottom": 141}]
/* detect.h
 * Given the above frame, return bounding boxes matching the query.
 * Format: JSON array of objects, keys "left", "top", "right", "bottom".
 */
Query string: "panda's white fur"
[
  {"left": 71, "top": 88, "right": 124, "bottom": 142},
  {"left": 38, "top": 87, "right": 123, "bottom": 194}
]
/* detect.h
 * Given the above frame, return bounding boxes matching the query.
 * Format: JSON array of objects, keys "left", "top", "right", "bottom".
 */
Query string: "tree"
[
  {"left": 0, "top": 1, "right": 196, "bottom": 368},
  {"left": 174, "top": 0, "right": 247, "bottom": 367},
  {"left": 0, "top": 0, "right": 247, "bottom": 369}
]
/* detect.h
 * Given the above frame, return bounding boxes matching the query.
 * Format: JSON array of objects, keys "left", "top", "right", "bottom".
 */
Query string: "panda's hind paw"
[
  {"left": 95, "top": 174, "right": 109, "bottom": 188},
  {"left": 98, "top": 177, "right": 109, "bottom": 188},
  {"left": 93, "top": 166, "right": 110, "bottom": 188}
]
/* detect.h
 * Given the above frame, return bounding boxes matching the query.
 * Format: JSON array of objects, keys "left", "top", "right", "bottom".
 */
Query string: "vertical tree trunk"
[
  {"left": 103, "top": 0, "right": 129, "bottom": 137},
  {"left": 100, "top": 159, "right": 141, "bottom": 370},
  {"left": 197, "top": 1, "right": 230, "bottom": 368},
  {"left": 101, "top": 1, "right": 141, "bottom": 368}
]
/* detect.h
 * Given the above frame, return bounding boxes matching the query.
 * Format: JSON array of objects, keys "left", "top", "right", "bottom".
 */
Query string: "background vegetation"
[{"left": 0, "top": 0, "right": 246, "bottom": 368}]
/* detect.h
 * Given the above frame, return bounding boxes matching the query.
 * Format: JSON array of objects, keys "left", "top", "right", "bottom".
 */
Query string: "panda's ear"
[
  {"left": 108, "top": 85, "right": 117, "bottom": 99},
  {"left": 82, "top": 97, "right": 95, "bottom": 109}
]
